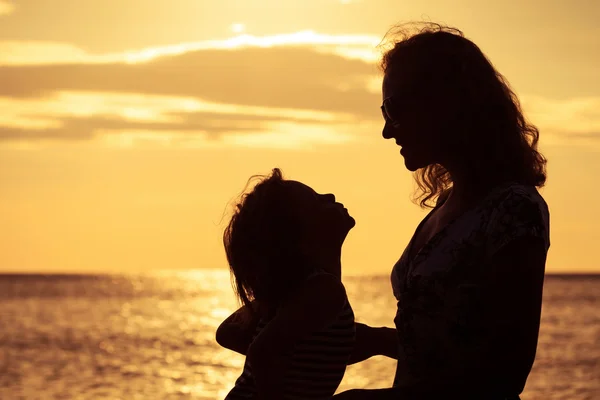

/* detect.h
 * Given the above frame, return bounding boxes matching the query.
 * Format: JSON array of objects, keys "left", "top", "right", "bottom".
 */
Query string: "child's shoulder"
[{"left": 302, "top": 270, "right": 348, "bottom": 306}]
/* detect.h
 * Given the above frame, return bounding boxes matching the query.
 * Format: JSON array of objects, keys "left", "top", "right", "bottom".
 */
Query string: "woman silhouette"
[{"left": 334, "top": 23, "right": 550, "bottom": 400}]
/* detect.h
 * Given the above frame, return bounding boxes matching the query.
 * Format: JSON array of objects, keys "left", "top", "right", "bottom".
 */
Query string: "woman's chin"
[
  {"left": 402, "top": 153, "right": 428, "bottom": 172},
  {"left": 403, "top": 157, "right": 421, "bottom": 172}
]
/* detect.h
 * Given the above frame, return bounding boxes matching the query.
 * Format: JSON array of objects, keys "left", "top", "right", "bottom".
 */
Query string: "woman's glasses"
[{"left": 381, "top": 96, "right": 402, "bottom": 127}]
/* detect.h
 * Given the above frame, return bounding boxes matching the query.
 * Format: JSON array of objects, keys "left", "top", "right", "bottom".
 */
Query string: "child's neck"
[{"left": 315, "top": 251, "right": 342, "bottom": 279}]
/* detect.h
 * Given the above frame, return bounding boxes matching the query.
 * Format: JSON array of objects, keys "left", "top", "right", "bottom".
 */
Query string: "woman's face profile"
[{"left": 381, "top": 71, "right": 446, "bottom": 171}]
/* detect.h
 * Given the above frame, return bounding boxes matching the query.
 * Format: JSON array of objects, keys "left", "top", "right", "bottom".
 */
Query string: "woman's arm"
[
  {"left": 248, "top": 273, "right": 348, "bottom": 400},
  {"left": 215, "top": 302, "right": 260, "bottom": 355},
  {"left": 217, "top": 306, "right": 399, "bottom": 362},
  {"left": 332, "top": 388, "right": 400, "bottom": 400},
  {"left": 481, "top": 235, "right": 547, "bottom": 387},
  {"left": 349, "top": 323, "right": 398, "bottom": 364},
  {"left": 333, "top": 385, "right": 485, "bottom": 400}
]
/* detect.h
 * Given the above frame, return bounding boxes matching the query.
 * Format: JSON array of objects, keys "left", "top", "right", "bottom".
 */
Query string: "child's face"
[{"left": 284, "top": 180, "right": 355, "bottom": 249}]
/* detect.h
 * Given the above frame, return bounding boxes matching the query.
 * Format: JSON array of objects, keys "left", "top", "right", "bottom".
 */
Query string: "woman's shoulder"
[
  {"left": 500, "top": 182, "right": 546, "bottom": 199},
  {"left": 483, "top": 182, "right": 550, "bottom": 252},
  {"left": 488, "top": 182, "right": 549, "bottom": 217}
]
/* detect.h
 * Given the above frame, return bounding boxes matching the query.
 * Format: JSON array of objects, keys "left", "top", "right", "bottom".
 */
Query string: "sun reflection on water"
[{"left": 0, "top": 272, "right": 597, "bottom": 399}]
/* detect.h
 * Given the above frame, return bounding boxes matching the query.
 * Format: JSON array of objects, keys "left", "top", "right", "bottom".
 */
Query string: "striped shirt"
[{"left": 225, "top": 277, "right": 355, "bottom": 399}]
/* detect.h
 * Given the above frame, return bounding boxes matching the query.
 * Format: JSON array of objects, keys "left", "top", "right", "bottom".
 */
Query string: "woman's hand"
[{"left": 349, "top": 322, "right": 398, "bottom": 364}]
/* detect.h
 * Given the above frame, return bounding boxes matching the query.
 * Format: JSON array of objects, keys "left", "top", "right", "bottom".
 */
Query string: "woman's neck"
[{"left": 443, "top": 162, "right": 504, "bottom": 212}]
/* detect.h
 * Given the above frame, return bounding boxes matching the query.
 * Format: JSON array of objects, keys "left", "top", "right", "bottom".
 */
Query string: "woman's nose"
[{"left": 382, "top": 122, "right": 396, "bottom": 139}]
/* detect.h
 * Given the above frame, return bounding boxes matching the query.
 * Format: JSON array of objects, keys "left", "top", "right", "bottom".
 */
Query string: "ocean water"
[{"left": 0, "top": 271, "right": 598, "bottom": 400}]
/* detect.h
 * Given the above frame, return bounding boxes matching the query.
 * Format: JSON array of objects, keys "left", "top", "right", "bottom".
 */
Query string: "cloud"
[
  {"left": 0, "top": 91, "right": 370, "bottom": 148},
  {"left": 221, "top": 122, "right": 358, "bottom": 150},
  {"left": 0, "top": 91, "right": 351, "bottom": 126},
  {"left": 0, "top": 41, "right": 92, "bottom": 65},
  {"left": 521, "top": 95, "right": 600, "bottom": 146},
  {"left": 2, "top": 30, "right": 597, "bottom": 150},
  {"left": 0, "top": 46, "right": 380, "bottom": 116},
  {"left": 0, "top": 1, "right": 14, "bottom": 16},
  {"left": 0, "top": 31, "right": 381, "bottom": 66},
  {"left": 522, "top": 96, "right": 600, "bottom": 134},
  {"left": 0, "top": 36, "right": 383, "bottom": 148},
  {"left": 0, "top": 117, "right": 362, "bottom": 150}
]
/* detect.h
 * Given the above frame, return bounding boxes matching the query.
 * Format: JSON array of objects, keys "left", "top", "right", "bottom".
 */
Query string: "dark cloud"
[
  {"left": 0, "top": 110, "right": 345, "bottom": 141},
  {"left": 0, "top": 124, "right": 94, "bottom": 141},
  {"left": 0, "top": 46, "right": 381, "bottom": 117},
  {"left": 0, "top": 46, "right": 383, "bottom": 141}
]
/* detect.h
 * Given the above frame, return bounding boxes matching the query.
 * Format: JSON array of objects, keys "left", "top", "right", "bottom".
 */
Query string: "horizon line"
[{"left": 0, "top": 270, "right": 598, "bottom": 278}]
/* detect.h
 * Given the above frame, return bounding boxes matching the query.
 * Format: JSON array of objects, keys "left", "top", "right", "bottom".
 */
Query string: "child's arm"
[
  {"left": 348, "top": 322, "right": 398, "bottom": 364},
  {"left": 215, "top": 302, "right": 260, "bottom": 355},
  {"left": 247, "top": 273, "right": 348, "bottom": 400}
]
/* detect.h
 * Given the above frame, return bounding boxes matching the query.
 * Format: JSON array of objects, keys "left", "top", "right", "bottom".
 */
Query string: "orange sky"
[{"left": 1, "top": 0, "right": 599, "bottom": 274}]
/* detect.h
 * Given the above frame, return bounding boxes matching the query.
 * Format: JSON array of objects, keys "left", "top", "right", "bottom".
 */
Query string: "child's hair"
[{"left": 223, "top": 168, "right": 313, "bottom": 312}]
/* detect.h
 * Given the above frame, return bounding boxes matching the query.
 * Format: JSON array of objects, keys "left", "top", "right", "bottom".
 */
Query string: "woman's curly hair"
[{"left": 379, "top": 22, "right": 547, "bottom": 208}]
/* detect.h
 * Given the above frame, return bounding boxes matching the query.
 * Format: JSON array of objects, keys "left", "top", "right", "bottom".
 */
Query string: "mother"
[{"left": 335, "top": 24, "right": 550, "bottom": 400}]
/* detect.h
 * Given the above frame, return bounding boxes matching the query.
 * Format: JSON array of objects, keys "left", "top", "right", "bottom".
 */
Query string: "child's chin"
[
  {"left": 339, "top": 217, "right": 356, "bottom": 238},
  {"left": 346, "top": 216, "right": 356, "bottom": 229}
]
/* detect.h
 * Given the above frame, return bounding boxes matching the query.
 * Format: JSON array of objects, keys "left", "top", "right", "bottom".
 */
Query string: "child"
[{"left": 217, "top": 168, "right": 356, "bottom": 400}]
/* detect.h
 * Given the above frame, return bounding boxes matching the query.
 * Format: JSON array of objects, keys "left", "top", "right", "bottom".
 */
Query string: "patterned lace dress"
[{"left": 391, "top": 183, "right": 550, "bottom": 398}]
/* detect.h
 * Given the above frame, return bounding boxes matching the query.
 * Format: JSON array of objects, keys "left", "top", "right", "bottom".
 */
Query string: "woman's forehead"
[
  {"left": 383, "top": 68, "right": 411, "bottom": 89},
  {"left": 382, "top": 73, "right": 403, "bottom": 98}
]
